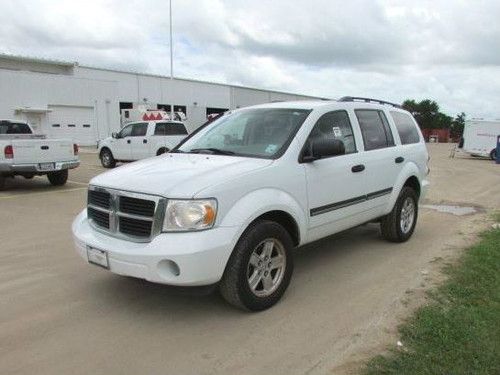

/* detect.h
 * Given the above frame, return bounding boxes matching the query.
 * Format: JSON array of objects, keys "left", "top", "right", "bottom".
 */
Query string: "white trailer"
[{"left": 459, "top": 120, "right": 500, "bottom": 160}]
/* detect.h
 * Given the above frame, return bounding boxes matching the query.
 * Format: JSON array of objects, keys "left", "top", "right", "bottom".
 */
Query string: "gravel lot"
[{"left": 1, "top": 144, "right": 499, "bottom": 375}]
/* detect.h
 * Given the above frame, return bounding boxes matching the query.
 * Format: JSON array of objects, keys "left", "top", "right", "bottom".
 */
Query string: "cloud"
[{"left": 0, "top": 0, "right": 499, "bottom": 118}]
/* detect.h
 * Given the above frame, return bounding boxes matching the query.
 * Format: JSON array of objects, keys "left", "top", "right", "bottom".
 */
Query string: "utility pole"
[{"left": 169, "top": 0, "right": 174, "bottom": 120}]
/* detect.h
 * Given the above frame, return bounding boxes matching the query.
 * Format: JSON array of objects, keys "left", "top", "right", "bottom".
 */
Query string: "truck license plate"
[
  {"left": 38, "top": 162, "right": 54, "bottom": 171},
  {"left": 87, "top": 246, "right": 109, "bottom": 269}
]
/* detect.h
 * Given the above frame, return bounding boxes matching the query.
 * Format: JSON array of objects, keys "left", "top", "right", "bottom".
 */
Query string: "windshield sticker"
[
  {"left": 265, "top": 144, "right": 278, "bottom": 154},
  {"left": 332, "top": 126, "right": 342, "bottom": 137}
]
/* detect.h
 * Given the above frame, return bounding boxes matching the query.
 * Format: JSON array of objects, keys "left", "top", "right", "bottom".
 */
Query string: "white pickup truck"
[
  {"left": 0, "top": 120, "right": 79, "bottom": 190},
  {"left": 98, "top": 120, "right": 188, "bottom": 168},
  {"left": 73, "top": 98, "right": 429, "bottom": 311}
]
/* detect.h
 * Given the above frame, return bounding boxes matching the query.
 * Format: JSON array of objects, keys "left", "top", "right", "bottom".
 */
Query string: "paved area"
[{"left": 1, "top": 144, "right": 499, "bottom": 375}]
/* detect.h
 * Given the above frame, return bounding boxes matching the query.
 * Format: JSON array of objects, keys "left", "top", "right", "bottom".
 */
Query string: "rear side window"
[
  {"left": 355, "top": 110, "right": 394, "bottom": 151},
  {"left": 0, "top": 122, "right": 32, "bottom": 134},
  {"left": 131, "top": 123, "right": 148, "bottom": 137},
  {"left": 390, "top": 111, "right": 420, "bottom": 144},
  {"left": 154, "top": 122, "right": 188, "bottom": 136}
]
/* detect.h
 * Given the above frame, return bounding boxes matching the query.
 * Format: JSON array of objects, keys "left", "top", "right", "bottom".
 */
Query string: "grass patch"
[{"left": 364, "top": 226, "right": 500, "bottom": 375}]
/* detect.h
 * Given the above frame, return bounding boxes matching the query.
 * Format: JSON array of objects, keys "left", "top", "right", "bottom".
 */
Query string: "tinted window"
[
  {"left": 119, "top": 124, "right": 133, "bottom": 138},
  {"left": 390, "top": 111, "right": 420, "bottom": 144},
  {"left": 306, "top": 110, "right": 356, "bottom": 155},
  {"left": 131, "top": 123, "right": 148, "bottom": 137},
  {"left": 0, "top": 121, "right": 32, "bottom": 134},
  {"left": 355, "top": 110, "right": 395, "bottom": 151},
  {"left": 154, "top": 122, "right": 188, "bottom": 136}
]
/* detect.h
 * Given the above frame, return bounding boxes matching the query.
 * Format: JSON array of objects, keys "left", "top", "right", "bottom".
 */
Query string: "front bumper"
[
  {"left": 0, "top": 160, "right": 80, "bottom": 173},
  {"left": 72, "top": 210, "right": 239, "bottom": 286}
]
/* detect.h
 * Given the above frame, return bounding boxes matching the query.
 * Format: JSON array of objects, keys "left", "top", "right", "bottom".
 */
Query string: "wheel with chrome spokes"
[{"left": 220, "top": 220, "right": 294, "bottom": 311}]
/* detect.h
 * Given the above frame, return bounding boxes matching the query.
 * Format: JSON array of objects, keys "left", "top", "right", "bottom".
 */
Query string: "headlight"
[{"left": 163, "top": 199, "right": 217, "bottom": 232}]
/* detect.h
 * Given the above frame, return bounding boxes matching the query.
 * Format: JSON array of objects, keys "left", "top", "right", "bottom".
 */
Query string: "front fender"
[{"left": 219, "top": 188, "right": 308, "bottom": 246}]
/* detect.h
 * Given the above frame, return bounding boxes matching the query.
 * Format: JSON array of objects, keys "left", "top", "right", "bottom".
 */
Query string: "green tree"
[
  {"left": 451, "top": 112, "right": 466, "bottom": 139},
  {"left": 401, "top": 99, "right": 449, "bottom": 129}
]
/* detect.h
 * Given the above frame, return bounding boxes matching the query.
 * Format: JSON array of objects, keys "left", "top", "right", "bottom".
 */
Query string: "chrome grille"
[{"left": 87, "top": 186, "right": 165, "bottom": 242}]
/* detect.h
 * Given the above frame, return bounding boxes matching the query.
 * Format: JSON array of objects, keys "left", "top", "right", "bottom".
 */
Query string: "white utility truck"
[
  {"left": 98, "top": 120, "right": 189, "bottom": 168},
  {"left": 459, "top": 119, "right": 500, "bottom": 160},
  {"left": 0, "top": 120, "right": 79, "bottom": 190},
  {"left": 73, "top": 97, "right": 430, "bottom": 311}
]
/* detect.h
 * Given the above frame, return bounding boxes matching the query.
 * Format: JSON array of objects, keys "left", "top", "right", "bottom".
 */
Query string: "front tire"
[
  {"left": 380, "top": 187, "right": 418, "bottom": 242},
  {"left": 47, "top": 169, "right": 68, "bottom": 186},
  {"left": 219, "top": 220, "right": 294, "bottom": 311},
  {"left": 100, "top": 148, "right": 116, "bottom": 168},
  {"left": 490, "top": 149, "right": 497, "bottom": 161}
]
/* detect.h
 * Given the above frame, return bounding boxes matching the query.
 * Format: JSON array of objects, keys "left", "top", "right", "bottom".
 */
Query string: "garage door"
[{"left": 47, "top": 105, "right": 96, "bottom": 146}]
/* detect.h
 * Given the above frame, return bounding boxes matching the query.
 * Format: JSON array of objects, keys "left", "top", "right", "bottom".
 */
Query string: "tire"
[
  {"left": 0, "top": 176, "right": 5, "bottom": 191},
  {"left": 380, "top": 186, "right": 418, "bottom": 243},
  {"left": 100, "top": 148, "right": 116, "bottom": 168},
  {"left": 156, "top": 148, "right": 169, "bottom": 156},
  {"left": 490, "top": 149, "right": 497, "bottom": 161},
  {"left": 219, "top": 220, "right": 294, "bottom": 311},
  {"left": 47, "top": 169, "right": 68, "bottom": 186}
]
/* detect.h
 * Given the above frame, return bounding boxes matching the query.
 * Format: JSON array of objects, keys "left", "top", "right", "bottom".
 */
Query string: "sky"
[{"left": 0, "top": 0, "right": 499, "bottom": 119}]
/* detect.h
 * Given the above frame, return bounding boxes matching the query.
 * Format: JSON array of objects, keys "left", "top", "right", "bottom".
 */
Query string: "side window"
[
  {"left": 390, "top": 111, "right": 420, "bottom": 145},
  {"left": 119, "top": 124, "right": 133, "bottom": 138},
  {"left": 305, "top": 110, "right": 357, "bottom": 155},
  {"left": 131, "top": 123, "right": 148, "bottom": 137},
  {"left": 355, "top": 110, "right": 395, "bottom": 151},
  {"left": 154, "top": 123, "right": 166, "bottom": 136}
]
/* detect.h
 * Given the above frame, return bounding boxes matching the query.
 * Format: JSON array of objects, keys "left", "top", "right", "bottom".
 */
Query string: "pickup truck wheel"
[
  {"left": 47, "top": 169, "right": 68, "bottom": 186},
  {"left": 156, "top": 148, "right": 169, "bottom": 156},
  {"left": 100, "top": 149, "right": 116, "bottom": 168},
  {"left": 380, "top": 187, "right": 418, "bottom": 242},
  {"left": 0, "top": 176, "right": 5, "bottom": 191},
  {"left": 490, "top": 149, "right": 497, "bottom": 161},
  {"left": 219, "top": 220, "right": 294, "bottom": 311}
]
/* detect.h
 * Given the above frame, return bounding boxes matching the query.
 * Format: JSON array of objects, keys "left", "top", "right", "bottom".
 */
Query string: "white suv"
[
  {"left": 73, "top": 97, "right": 429, "bottom": 310},
  {"left": 98, "top": 120, "right": 188, "bottom": 168}
]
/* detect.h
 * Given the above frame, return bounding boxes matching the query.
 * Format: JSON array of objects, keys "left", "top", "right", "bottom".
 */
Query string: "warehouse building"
[{"left": 0, "top": 53, "right": 325, "bottom": 145}]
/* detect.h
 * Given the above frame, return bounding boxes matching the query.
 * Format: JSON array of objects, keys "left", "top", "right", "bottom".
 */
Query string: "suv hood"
[{"left": 90, "top": 153, "right": 273, "bottom": 198}]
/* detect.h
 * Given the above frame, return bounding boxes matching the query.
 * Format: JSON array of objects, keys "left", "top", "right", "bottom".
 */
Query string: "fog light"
[{"left": 157, "top": 259, "right": 180, "bottom": 278}]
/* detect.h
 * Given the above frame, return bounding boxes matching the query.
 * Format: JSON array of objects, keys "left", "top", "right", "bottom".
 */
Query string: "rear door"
[
  {"left": 354, "top": 109, "right": 400, "bottom": 216},
  {"left": 129, "top": 122, "right": 150, "bottom": 160}
]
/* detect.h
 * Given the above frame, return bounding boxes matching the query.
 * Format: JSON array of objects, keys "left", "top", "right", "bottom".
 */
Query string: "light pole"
[{"left": 169, "top": 0, "right": 174, "bottom": 120}]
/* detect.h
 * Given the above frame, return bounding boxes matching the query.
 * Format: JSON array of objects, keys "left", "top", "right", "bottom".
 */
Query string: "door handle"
[
  {"left": 143, "top": 139, "right": 147, "bottom": 144},
  {"left": 395, "top": 156, "right": 404, "bottom": 163},
  {"left": 127, "top": 139, "right": 131, "bottom": 144},
  {"left": 351, "top": 164, "right": 365, "bottom": 173}
]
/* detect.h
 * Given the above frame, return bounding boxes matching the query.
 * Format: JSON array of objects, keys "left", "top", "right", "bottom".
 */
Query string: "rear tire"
[
  {"left": 490, "top": 149, "right": 497, "bottom": 161},
  {"left": 219, "top": 220, "right": 294, "bottom": 311},
  {"left": 100, "top": 148, "right": 116, "bottom": 168},
  {"left": 380, "top": 187, "right": 418, "bottom": 242},
  {"left": 47, "top": 169, "right": 68, "bottom": 186}
]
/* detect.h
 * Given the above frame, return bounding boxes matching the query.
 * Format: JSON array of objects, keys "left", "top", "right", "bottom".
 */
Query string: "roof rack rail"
[{"left": 338, "top": 96, "right": 402, "bottom": 108}]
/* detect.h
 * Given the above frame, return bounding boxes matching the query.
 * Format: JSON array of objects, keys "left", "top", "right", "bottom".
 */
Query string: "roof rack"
[{"left": 338, "top": 96, "right": 402, "bottom": 108}]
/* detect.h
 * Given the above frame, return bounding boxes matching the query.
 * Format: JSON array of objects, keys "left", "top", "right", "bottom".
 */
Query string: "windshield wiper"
[{"left": 189, "top": 148, "right": 235, "bottom": 155}]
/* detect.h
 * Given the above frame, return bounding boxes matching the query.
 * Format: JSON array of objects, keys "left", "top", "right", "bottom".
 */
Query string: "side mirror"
[
  {"left": 112, "top": 132, "right": 118, "bottom": 139},
  {"left": 302, "top": 138, "right": 345, "bottom": 162}
]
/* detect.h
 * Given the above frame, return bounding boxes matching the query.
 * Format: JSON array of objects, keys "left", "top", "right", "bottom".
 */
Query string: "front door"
[
  {"left": 303, "top": 110, "right": 369, "bottom": 242},
  {"left": 113, "top": 124, "right": 133, "bottom": 160},
  {"left": 129, "top": 122, "right": 150, "bottom": 160}
]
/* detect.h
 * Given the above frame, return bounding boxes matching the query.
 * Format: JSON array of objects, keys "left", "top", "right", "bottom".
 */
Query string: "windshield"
[
  {"left": 177, "top": 108, "right": 311, "bottom": 158},
  {"left": 0, "top": 121, "right": 32, "bottom": 134}
]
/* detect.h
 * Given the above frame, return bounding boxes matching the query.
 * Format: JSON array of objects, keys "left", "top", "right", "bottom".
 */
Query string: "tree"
[
  {"left": 450, "top": 112, "right": 466, "bottom": 139},
  {"left": 401, "top": 99, "right": 450, "bottom": 129}
]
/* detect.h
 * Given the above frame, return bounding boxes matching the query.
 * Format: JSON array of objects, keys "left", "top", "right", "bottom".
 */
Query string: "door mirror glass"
[{"left": 305, "top": 138, "right": 345, "bottom": 162}]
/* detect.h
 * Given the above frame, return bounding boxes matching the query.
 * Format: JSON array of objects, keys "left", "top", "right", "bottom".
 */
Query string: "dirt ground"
[{"left": 0, "top": 144, "right": 498, "bottom": 375}]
